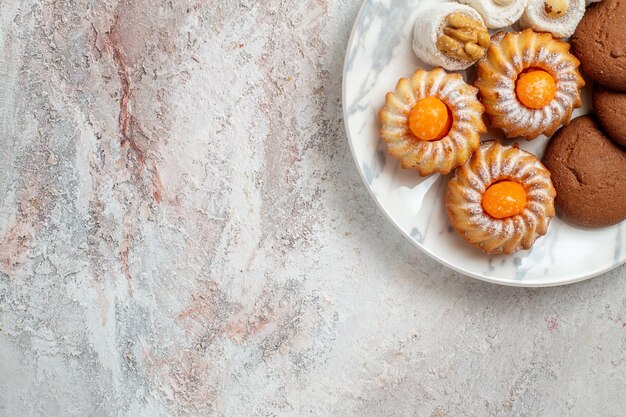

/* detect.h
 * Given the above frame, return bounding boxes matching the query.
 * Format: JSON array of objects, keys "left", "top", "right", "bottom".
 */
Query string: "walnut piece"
[{"left": 437, "top": 13, "right": 490, "bottom": 63}]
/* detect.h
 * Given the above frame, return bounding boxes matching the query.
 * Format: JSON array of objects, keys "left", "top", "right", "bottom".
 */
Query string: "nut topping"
[
  {"left": 437, "top": 13, "right": 490, "bottom": 62},
  {"left": 544, "top": 0, "right": 569, "bottom": 18}
]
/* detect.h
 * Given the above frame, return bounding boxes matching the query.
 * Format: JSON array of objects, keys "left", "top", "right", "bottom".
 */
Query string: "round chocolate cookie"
[
  {"left": 593, "top": 84, "right": 626, "bottom": 147},
  {"left": 572, "top": 0, "right": 626, "bottom": 92},
  {"left": 543, "top": 115, "right": 626, "bottom": 227}
]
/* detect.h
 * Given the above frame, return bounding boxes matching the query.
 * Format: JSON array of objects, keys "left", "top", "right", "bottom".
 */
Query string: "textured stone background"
[{"left": 0, "top": 1, "right": 624, "bottom": 416}]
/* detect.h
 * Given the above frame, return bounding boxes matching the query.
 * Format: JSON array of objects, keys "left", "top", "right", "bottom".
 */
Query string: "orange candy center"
[
  {"left": 408, "top": 97, "right": 452, "bottom": 141},
  {"left": 482, "top": 181, "right": 527, "bottom": 219},
  {"left": 515, "top": 69, "right": 557, "bottom": 109}
]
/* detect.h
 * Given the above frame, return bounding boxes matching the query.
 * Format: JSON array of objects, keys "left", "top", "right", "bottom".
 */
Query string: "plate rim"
[{"left": 341, "top": 0, "right": 625, "bottom": 287}]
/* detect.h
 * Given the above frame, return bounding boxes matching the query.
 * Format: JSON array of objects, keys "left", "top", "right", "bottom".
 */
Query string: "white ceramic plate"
[{"left": 343, "top": 0, "right": 626, "bottom": 286}]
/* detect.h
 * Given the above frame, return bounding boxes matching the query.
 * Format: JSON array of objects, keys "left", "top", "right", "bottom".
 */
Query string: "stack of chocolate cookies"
[{"left": 543, "top": 0, "right": 626, "bottom": 227}]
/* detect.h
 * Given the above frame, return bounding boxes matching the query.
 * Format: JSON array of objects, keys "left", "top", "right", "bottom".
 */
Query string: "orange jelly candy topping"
[
  {"left": 408, "top": 97, "right": 452, "bottom": 141},
  {"left": 482, "top": 181, "right": 527, "bottom": 219},
  {"left": 515, "top": 69, "right": 556, "bottom": 109}
]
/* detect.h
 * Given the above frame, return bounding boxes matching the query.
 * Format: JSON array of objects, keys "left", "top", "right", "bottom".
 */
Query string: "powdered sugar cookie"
[
  {"left": 456, "top": 0, "right": 527, "bottom": 28},
  {"left": 520, "top": 0, "right": 585, "bottom": 38},
  {"left": 412, "top": 3, "right": 490, "bottom": 71},
  {"left": 475, "top": 30, "right": 585, "bottom": 139}
]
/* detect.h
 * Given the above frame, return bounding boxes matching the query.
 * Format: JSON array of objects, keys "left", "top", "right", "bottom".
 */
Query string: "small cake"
[
  {"left": 520, "top": 0, "right": 585, "bottom": 38},
  {"left": 572, "top": 0, "right": 626, "bottom": 92},
  {"left": 412, "top": 3, "right": 490, "bottom": 71},
  {"left": 379, "top": 68, "right": 486, "bottom": 176},
  {"left": 543, "top": 116, "right": 626, "bottom": 227},
  {"left": 447, "top": 141, "right": 556, "bottom": 254},
  {"left": 457, "top": 0, "right": 527, "bottom": 29},
  {"left": 593, "top": 84, "right": 626, "bottom": 147},
  {"left": 475, "top": 29, "right": 585, "bottom": 139}
]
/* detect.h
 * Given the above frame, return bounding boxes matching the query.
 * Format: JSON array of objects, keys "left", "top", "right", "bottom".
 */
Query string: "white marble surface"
[{"left": 0, "top": 1, "right": 625, "bottom": 416}]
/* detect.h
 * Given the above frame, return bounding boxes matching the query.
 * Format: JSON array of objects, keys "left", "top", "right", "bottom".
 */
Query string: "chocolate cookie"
[
  {"left": 572, "top": 0, "right": 626, "bottom": 92},
  {"left": 543, "top": 116, "right": 626, "bottom": 227},
  {"left": 593, "top": 84, "right": 626, "bottom": 147}
]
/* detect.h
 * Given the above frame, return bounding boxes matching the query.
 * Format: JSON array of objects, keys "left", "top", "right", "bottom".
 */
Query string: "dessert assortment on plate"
[{"left": 378, "top": 0, "right": 626, "bottom": 255}]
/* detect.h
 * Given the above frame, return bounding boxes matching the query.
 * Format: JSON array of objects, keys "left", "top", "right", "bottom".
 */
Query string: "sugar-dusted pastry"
[
  {"left": 379, "top": 68, "right": 486, "bottom": 176},
  {"left": 412, "top": 3, "right": 490, "bottom": 71},
  {"left": 447, "top": 141, "right": 556, "bottom": 254},
  {"left": 543, "top": 116, "right": 626, "bottom": 227},
  {"left": 475, "top": 30, "right": 585, "bottom": 139},
  {"left": 520, "top": 0, "right": 585, "bottom": 38},
  {"left": 456, "top": 0, "right": 527, "bottom": 29}
]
